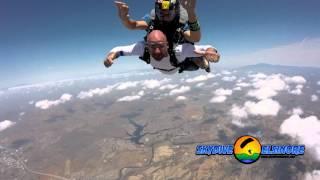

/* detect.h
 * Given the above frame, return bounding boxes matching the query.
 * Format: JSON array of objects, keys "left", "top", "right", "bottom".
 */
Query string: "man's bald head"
[
  {"left": 146, "top": 30, "right": 169, "bottom": 61},
  {"left": 147, "top": 30, "right": 168, "bottom": 43}
]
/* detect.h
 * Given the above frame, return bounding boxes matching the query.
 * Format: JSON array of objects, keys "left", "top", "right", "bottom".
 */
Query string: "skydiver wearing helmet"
[{"left": 114, "top": 0, "right": 201, "bottom": 43}]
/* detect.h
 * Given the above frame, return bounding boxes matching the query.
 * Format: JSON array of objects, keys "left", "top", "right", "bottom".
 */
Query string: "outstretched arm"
[
  {"left": 114, "top": 1, "right": 149, "bottom": 30},
  {"left": 104, "top": 42, "right": 145, "bottom": 68},
  {"left": 180, "top": 44, "right": 220, "bottom": 63},
  {"left": 194, "top": 47, "right": 220, "bottom": 63},
  {"left": 181, "top": 0, "right": 201, "bottom": 42}
]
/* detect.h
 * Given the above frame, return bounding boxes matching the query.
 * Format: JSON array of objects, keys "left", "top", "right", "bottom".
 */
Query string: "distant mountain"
[{"left": 237, "top": 63, "right": 320, "bottom": 76}]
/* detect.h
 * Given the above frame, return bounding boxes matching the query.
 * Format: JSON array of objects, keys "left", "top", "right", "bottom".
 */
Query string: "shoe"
[
  {"left": 202, "top": 58, "right": 211, "bottom": 72},
  {"left": 204, "top": 60, "right": 211, "bottom": 72}
]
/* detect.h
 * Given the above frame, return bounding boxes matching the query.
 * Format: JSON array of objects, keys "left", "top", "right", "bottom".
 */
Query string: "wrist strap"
[{"left": 188, "top": 20, "right": 200, "bottom": 31}]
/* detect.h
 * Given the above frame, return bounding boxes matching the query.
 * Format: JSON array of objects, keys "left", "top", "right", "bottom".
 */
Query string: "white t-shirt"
[{"left": 110, "top": 41, "right": 213, "bottom": 74}]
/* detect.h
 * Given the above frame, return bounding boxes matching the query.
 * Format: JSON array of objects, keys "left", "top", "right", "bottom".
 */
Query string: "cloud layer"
[
  {"left": 0, "top": 120, "right": 16, "bottom": 132},
  {"left": 280, "top": 114, "right": 320, "bottom": 161},
  {"left": 230, "top": 98, "right": 282, "bottom": 125},
  {"left": 78, "top": 86, "right": 115, "bottom": 99},
  {"left": 35, "top": 94, "right": 73, "bottom": 110},
  {"left": 247, "top": 73, "right": 306, "bottom": 99},
  {"left": 169, "top": 86, "right": 191, "bottom": 96},
  {"left": 185, "top": 74, "right": 215, "bottom": 83},
  {"left": 117, "top": 95, "right": 141, "bottom": 102},
  {"left": 210, "top": 88, "right": 233, "bottom": 103}
]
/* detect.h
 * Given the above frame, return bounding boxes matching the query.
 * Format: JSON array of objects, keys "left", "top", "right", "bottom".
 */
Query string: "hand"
[
  {"left": 114, "top": 1, "right": 129, "bottom": 21},
  {"left": 104, "top": 52, "right": 117, "bottom": 68},
  {"left": 194, "top": 48, "right": 220, "bottom": 63},
  {"left": 180, "top": 0, "right": 196, "bottom": 12}
]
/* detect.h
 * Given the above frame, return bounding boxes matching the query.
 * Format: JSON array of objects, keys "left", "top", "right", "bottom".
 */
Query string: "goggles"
[
  {"left": 156, "top": 0, "right": 177, "bottom": 11},
  {"left": 146, "top": 41, "right": 168, "bottom": 49}
]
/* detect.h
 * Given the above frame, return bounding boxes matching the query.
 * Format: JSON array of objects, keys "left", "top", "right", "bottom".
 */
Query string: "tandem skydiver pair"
[{"left": 104, "top": 0, "right": 220, "bottom": 74}]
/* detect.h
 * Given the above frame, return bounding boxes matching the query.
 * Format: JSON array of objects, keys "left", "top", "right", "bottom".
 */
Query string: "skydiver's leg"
[
  {"left": 178, "top": 57, "right": 210, "bottom": 73},
  {"left": 192, "top": 57, "right": 211, "bottom": 72}
]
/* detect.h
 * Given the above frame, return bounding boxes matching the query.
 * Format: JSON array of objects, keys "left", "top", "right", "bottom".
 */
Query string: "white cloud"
[
  {"left": 176, "top": 96, "right": 187, "bottom": 101},
  {"left": 290, "top": 107, "right": 304, "bottom": 116},
  {"left": 222, "top": 76, "right": 237, "bottom": 82},
  {"left": 244, "top": 99, "right": 281, "bottom": 116},
  {"left": 35, "top": 93, "right": 72, "bottom": 110},
  {"left": 305, "top": 170, "right": 320, "bottom": 180},
  {"left": 141, "top": 78, "right": 171, "bottom": 89},
  {"left": 222, "top": 38, "right": 320, "bottom": 67},
  {"left": 236, "top": 82, "right": 251, "bottom": 87},
  {"left": 252, "top": 74, "right": 287, "bottom": 91},
  {"left": 248, "top": 73, "right": 267, "bottom": 80},
  {"left": 233, "top": 87, "right": 242, "bottom": 91},
  {"left": 210, "top": 82, "right": 219, "bottom": 87},
  {"left": 117, "top": 95, "right": 141, "bottom": 102},
  {"left": 138, "top": 90, "right": 144, "bottom": 96},
  {"left": 230, "top": 105, "right": 248, "bottom": 127},
  {"left": 210, "top": 88, "right": 233, "bottom": 103},
  {"left": 28, "top": 101, "right": 34, "bottom": 105},
  {"left": 289, "top": 87, "right": 303, "bottom": 95},
  {"left": 60, "top": 94, "right": 72, "bottom": 101},
  {"left": 116, "top": 81, "right": 139, "bottom": 90},
  {"left": 232, "top": 119, "right": 245, "bottom": 127},
  {"left": 207, "top": 73, "right": 215, "bottom": 78},
  {"left": 186, "top": 75, "right": 211, "bottom": 83},
  {"left": 221, "top": 70, "right": 232, "bottom": 75},
  {"left": 296, "top": 84, "right": 304, "bottom": 89},
  {"left": 287, "top": 81, "right": 304, "bottom": 95},
  {"left": 248, "top": 74, "right": 289, "bottom": 100},
  {"left": 169, "top": 86, "right": 190, "bottom": 96},
  {"left": 159, "top": 84, "right": 178, "bottom": 90},
  {"left": 210, "top": 96, "right": 227, "bottom": 103},
  {"left": 318, "top": 81, "right": 320, "bottom": 86},
  {"left": 231, "top": 105, "right": 248, "bottom": 119},
  {"left": 285, "top": 76, "right": 307, "bottom": 84},
  {"left": 230, "top": 99, "right": 281, "bottom": 124},
  {"left": 117, "top": 89, "right": 146, "bottom": 102},
  {"left": 196, "top": 82, "right": 205, "bottom": 87},
  {"left": 280, "top": 114, "right": 320, "bottom": 161},
  {"left": 214, "top": 88, "right": 233, "bottom": 96},
  {"left": 248, "top": 87, "right": 278, "bottom": 100},
  {"left": 78, "top": 86, "right": 114, "bottom": 99},
  {"left": 311, "top": 94, "right": 318, "bottom": 102},
  {"left": 0, "top": 120, "right": 16, "bottom": 132},
  {"left": 141, "top": 80, "right": 161, "bottom": 89},
  {"left": 185, "top": 74, "right": 214, "bottom": 83}
]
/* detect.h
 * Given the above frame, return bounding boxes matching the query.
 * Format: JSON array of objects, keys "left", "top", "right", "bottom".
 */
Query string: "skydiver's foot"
[
  {"left": 194, "top": 57, "right": 210, "bottom": 72},
  {"left": 205, "top": 64, "right": 211, "bottom": 73},
  {"left": 201, "top": 59, "right": 211, "bottom": 73},
  {"left": 193, "top": 57, "right": 207, "bottom": 68}
]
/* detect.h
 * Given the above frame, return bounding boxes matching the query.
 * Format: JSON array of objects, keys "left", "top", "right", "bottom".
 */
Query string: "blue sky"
[{"left": 1, "top": 0, "right": 320, "bottom": 88}]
